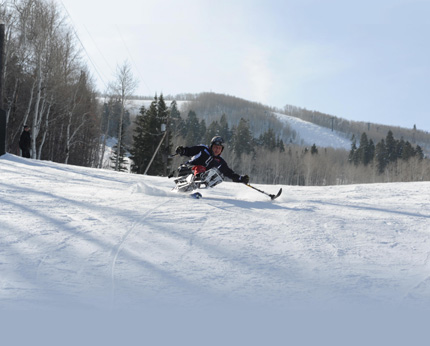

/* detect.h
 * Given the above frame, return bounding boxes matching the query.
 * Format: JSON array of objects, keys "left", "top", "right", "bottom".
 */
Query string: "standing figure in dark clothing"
[{"left": 19, "top": 125, "right": 31, "bottom": 158}]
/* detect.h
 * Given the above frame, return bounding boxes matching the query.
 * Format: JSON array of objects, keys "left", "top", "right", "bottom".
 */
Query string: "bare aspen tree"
[
  {"left": 29, "top": 1, "right": 57, "bottom": 158},
  {"left": 1, "top": 0, "right": 102, "bottom": 163},
  {"left": 98, "top": 93, "right": 112, "bottom": 169},
  {"left": 1, "top": 1, "right": 16, "bottom": 127},
  {"left": 109, "top": 61, "right": 138, "bottom": 171},
  {"left": 64, "top": 72, "right": 89, "bottom": 164}
]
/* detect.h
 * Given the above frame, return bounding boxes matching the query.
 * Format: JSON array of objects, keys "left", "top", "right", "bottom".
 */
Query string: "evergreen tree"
[
  {"left": 184, "top": 111, "right": 203, "bottom": 145},
  {"left": 233, "top": 118, "right": 254, "bottom": 158},
  {"left": 349, "top": 133, "right": 375, "bottom": 166},
  {"left": 385, "top": 131, "right": 398, "bottom": 162},
  {"left": 415, "top": 145, "right": 424, "bottom": 160},
  {"left": 129, "top": 95, "right": 166, "bottom": 175},
  {"left": 199, "top": 119, "right": 207, "bottom": 144},
  {"left": 219, "top": 114, "right": 232, "bottom": 144},
  {"left": 357, "top": 132, "right": 369, "bottom": 165},
  {"left": 205, "top": 120, "right": 221, "bottom": 144},
  {"left": 358, "top": 132, "right": 374, "bottom": 165},
  {"left": 110, "top": 124, "right": 128, "bottom": 172},
  {"left": 169, "top": 100, "right": 184, "bottom": 138},
  {"left": 349, "top": 136, "right": 359, "bottom": 165},
  {"left": 259, "top": 128, "right": 277, "bottom": 151},
  {"left": 375, "top": 139, "right": 387, "bottom": 174},
  {"left": 396, "top": 138, "right": 405, "bottom": 160},
  {"left": 310, "top": 143, "right": 318, "bottom": 155},
  {"left": 368, "top": 139, "right": 375, "bottom": 163},
  {"left": 401, "top": 140, "right": 415, "bottom": 161},
  {"left": 129, "top": 106, "right": 148, "bottom": 174},
  {"left": 277, "top": 139, "right": 285, "bottom": 152}
]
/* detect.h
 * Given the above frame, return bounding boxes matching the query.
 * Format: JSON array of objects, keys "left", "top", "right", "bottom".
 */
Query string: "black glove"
[
  {"left": 238, "top": 175, "right": 249, "bottom": 184},
  {"left": 175, "top": 146, "right": 185, "bottom": 155}
]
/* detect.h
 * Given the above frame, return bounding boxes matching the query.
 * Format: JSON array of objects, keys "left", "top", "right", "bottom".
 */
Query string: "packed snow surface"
[
  {"left": 1, "top": 154, "right": 430, "bottom": 344},
  {"left": 2, "top": 153, "right": 429, "bottom": 310}
]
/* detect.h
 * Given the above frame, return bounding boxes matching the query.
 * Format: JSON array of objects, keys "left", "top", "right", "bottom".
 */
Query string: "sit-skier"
[{"left": 174, "top": 136, "right": 249, "bottom": 193}]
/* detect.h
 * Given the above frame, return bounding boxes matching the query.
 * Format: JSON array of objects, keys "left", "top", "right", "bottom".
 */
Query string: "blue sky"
[{"left": 59, "top": 0, "right": 430, "bottom": 132}]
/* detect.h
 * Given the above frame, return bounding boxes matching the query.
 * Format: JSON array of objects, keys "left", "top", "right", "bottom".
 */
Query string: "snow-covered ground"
[
  {"left": 274, "top": 112, "right": 352, "bottom": 149},
  {"left": 1, "top": 154, "right": 430, "bottom": 344}
]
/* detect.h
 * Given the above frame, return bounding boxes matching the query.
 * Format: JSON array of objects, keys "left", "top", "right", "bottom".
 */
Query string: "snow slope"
[
  {"left": 2, "top": 153, "right": 429, "bottom": 309},
  {"left": 1, "top": 154, "right": 430, "bottom": 343},
  {"left": 274, "top": 112, "right": 352, "bottom": 149}
]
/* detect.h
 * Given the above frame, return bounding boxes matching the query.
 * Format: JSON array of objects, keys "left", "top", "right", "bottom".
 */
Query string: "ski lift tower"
[{"left": 143, "top": 123, "right": 168, "bottom": 175}]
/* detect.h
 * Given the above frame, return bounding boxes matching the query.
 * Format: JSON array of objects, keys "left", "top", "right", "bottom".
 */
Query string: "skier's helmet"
[{"left": 210, "top": 136, "right": 224, "bottom": 151}]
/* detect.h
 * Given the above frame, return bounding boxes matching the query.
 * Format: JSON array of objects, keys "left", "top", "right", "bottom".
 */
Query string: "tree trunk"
[{"left": 31, "top": 55, "right": 43, "bottom": 159}]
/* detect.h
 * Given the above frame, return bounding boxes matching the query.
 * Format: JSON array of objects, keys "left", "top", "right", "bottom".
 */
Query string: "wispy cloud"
[{"left": 243, "top": 47, "right": 274, "bottom": 104}]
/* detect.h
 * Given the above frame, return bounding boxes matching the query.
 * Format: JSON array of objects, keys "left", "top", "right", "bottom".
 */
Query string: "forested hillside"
[
  {"left": 284, "top": 104, "right": 430, "bottom": 154},
  {"left": 126, "top": 94, "right": 430, "bottom": 186},
  {"left": 177, "top": 93, "right": 430, "bottom": 155}
]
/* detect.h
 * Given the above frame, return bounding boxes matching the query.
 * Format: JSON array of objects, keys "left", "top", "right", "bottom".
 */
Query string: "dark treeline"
[
  {"left": 349, "top": 131, "right": 424, "bottom": 172},
  {"left": 346, "top": 131, "right": 428, "bottom": 183}
]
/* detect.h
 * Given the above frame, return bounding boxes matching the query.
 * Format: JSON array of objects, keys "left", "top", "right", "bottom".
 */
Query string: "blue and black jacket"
[{"left": 181, "top": 145, "right": 242, "bottom": 182}]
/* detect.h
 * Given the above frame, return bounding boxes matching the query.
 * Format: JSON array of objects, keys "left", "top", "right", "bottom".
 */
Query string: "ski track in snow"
[{"left": 109, "top": 198, "right": 172, "bottom": 308}]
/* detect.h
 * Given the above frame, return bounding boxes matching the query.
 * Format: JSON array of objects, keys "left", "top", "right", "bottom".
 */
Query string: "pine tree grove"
[{"left": 129, "top": 95, "right": 173, "bottom": 176}]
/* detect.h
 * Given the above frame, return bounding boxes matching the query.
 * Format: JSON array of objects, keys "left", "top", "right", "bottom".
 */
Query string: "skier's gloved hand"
[
  {"left": 238, "top": 175, "right": 249, "bottom": 184},
  {"left": 175, "top": 146, "right": 185, "bottom": 155}
]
